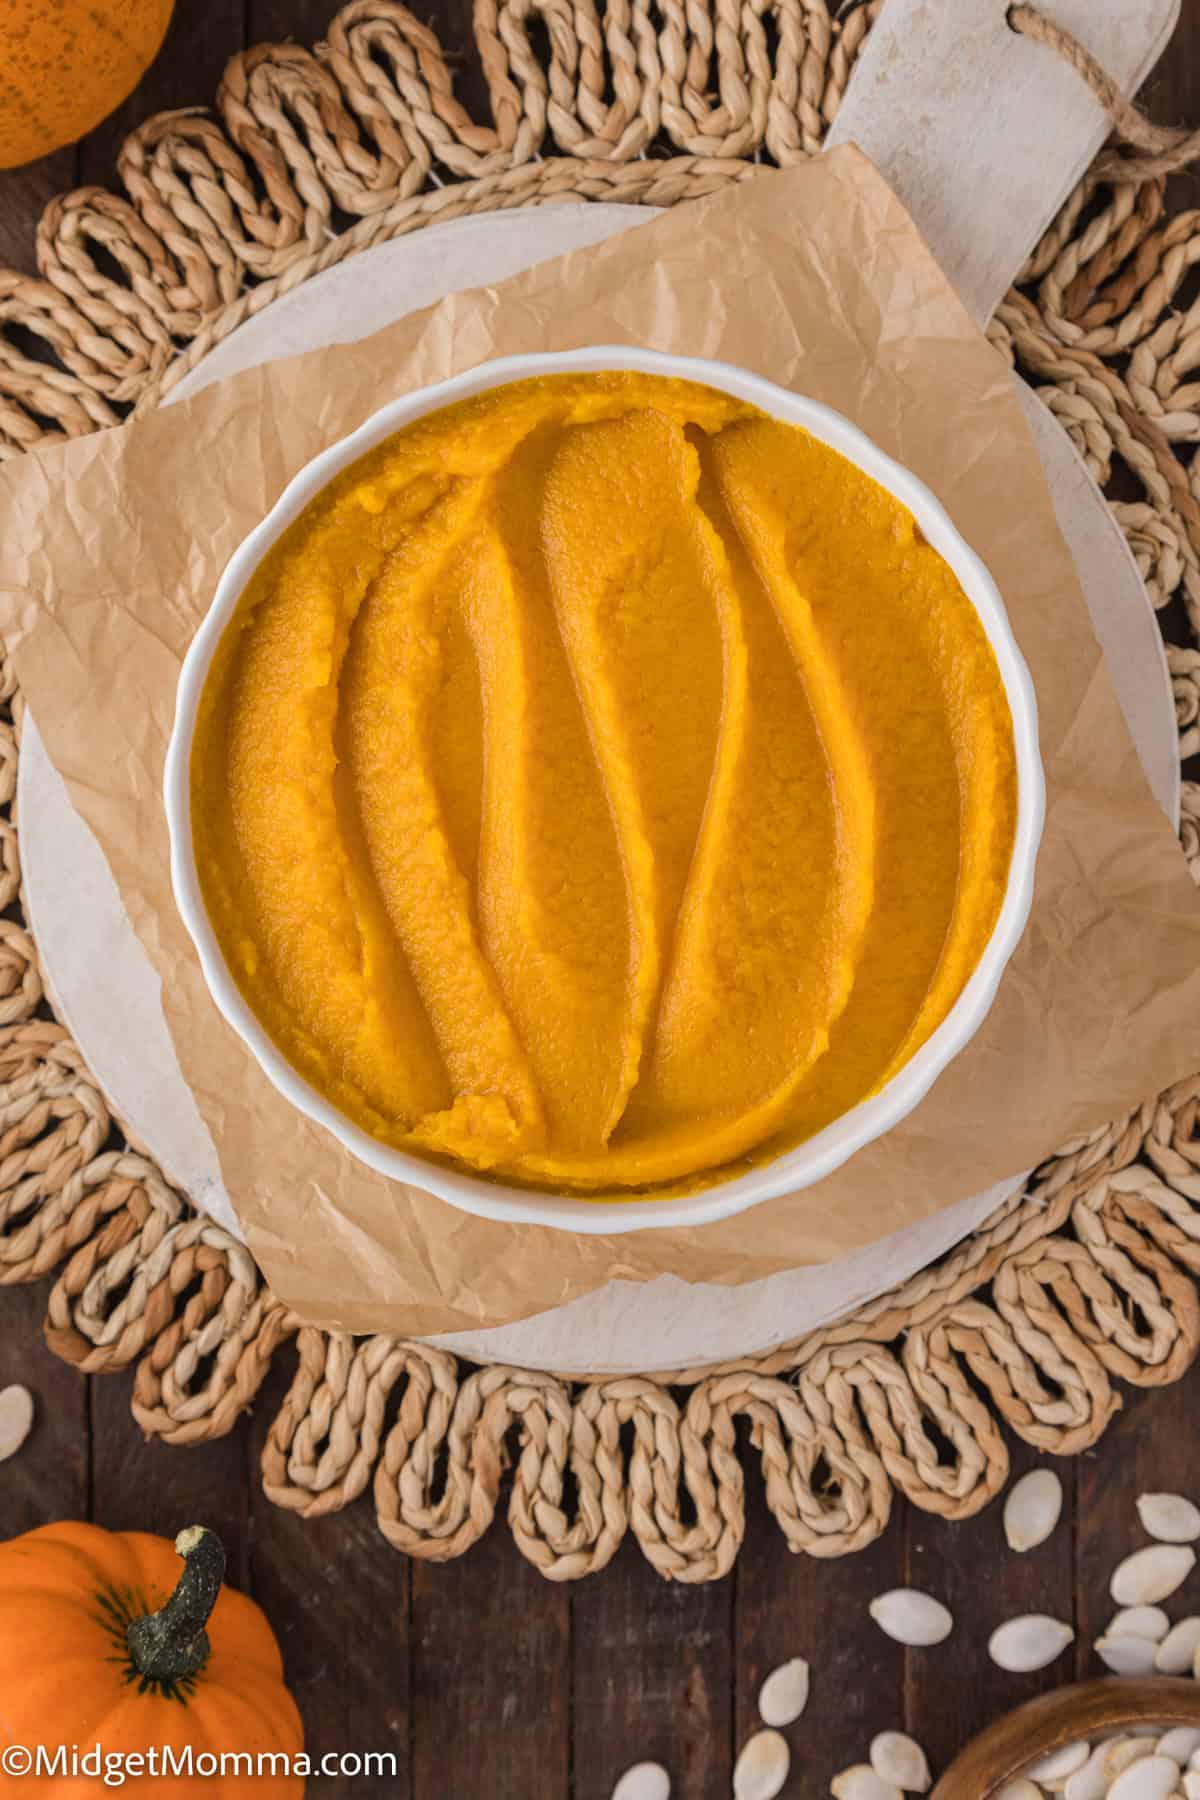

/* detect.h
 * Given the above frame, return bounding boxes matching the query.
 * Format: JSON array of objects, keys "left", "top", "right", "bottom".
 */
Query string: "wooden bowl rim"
[{"left": 930, "top": 1677, "right": 1200, "bottom": 1797}]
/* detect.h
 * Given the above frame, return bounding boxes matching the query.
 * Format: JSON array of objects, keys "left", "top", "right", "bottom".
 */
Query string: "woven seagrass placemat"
[{"left": 4, "top": 0, "right": 1200, "bottom": 1581}]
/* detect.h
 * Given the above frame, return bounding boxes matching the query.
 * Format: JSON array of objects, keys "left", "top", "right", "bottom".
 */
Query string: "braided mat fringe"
[{"left": 3, "top": 0, "right": 1200, "bottom": 1578}]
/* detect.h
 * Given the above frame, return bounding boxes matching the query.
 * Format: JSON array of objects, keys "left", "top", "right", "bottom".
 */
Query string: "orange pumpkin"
[
  {"left": 2, "top": 0, "right": 175, "bottom": 171},
  {"left": 0, "top": 1522, "right": 303, "bottom": 1796}
]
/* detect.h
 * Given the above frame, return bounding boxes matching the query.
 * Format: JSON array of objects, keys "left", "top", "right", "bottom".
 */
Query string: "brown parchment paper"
[{"left": 3, "top": 145, "right": 1200, "bottom": 1336}]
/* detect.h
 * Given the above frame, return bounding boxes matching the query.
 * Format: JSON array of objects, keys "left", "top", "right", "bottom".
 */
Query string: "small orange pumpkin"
[
  {"left": 2, "top": 0, "right": 175, "bottom": 171},
  {"left": 0, "top": 1522, "right": 303, "bottom": 1796}
]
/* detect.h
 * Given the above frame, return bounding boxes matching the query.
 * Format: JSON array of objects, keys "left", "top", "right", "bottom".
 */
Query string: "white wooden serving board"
[
  {"left": 19, "top": 0, "right": 1183, "bottom": 1372},
  {"left": 21, "top": 206, "right": 1178, "bottom": 1372}
]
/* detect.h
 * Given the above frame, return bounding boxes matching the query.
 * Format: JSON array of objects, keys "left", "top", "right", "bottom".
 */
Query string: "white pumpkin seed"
[
  {"left": 1102, "top": 1741, "right": 1155, "bottom": 1780},
  {"left": 1093, "top": 1633, "right": 1159, "bottom": 1675},
  {"left": 733, "top": 1730, "right": 789, "bottom": 1800},
  {"left": 1137, "top": 1493, "right": 1200, "bottom": 1544},
  {"left": 1155, "top": 1615, "right": 1200, "bottom": 1674},
  {"left": 869, "top": 1732, "right": 931, "bottom": 1793},
  {"left": 1185, "top": 1773, "right": 1200, "bottom": 1800},
  {"left": 757, "top": 1657, "right": 809, "bottom": 1728},
  {"left": 988, "top": 1614, "right": 1075, "bottom": 1673},
  {"left": 830, "top": 1768, "right": 901, "bottom": 1800},
  {"left": 1065, "top": 1742, "right": 1118, "bottom": 1800},
  {"left": 1028, "top": 1740, "right": 1089, "bottom": 1781},
  {"left": 994, "top": 1784, "right": 1043, "bottom": 1800},
  {"left": 1004, "top": 1469, "right": 1064, "bottom": 1553},
  {"left": 1107, "top": 1755, "right": 1183, "bottom": 1799},
  {"left": 1106, "top": 1607, "right": 1170, "bottom": 1641},
  {"left": 1110, "top": 1544, "right": 1196, "bottom": 1606},
  {"left": 612, "top": 1764, "right": 670, "bottom": 1800},
  {"left": 0, "top": 1384, "right": 33, "bottom": 1463},
  {"left": 868, "top": 1590, "right": 953, "bottom": 1647},
  {"left": 1156, "top": 1726, "right": 1200, "bottom": 1763}
]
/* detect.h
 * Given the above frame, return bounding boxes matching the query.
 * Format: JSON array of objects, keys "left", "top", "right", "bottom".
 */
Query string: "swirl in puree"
[{"left": 190, "top": 373, "right": 1018, "bottom": 1194}]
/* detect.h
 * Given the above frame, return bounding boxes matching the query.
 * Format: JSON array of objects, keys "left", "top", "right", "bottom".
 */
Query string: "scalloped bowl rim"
[{"left": 163, "top": 346, "right": 1045, "bottom": 1233}]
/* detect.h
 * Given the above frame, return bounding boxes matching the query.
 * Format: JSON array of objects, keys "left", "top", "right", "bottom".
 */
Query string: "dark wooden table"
[{"left": 3, "top": 5, "right": 1200, "bottom": 1796}]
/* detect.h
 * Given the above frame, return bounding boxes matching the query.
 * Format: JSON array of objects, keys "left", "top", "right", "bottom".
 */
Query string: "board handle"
[{"left": 827, "top": 0, "right": 1180, "bottom": 325}]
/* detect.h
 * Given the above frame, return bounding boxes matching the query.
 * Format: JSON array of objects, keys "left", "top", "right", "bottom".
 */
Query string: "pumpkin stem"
[{"left": 127, "top": 1526, "right": 226, "bottom": 1684}]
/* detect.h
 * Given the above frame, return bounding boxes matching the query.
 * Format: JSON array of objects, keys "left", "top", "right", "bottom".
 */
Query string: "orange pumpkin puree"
[{"left": 191, "top": 373, "right": 1018, "bottom": 1194}]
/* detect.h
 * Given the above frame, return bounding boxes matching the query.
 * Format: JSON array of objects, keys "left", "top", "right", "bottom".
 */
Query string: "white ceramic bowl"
[{"left": 165, "top": 347, "right": 1044, "bottom": 1233}]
